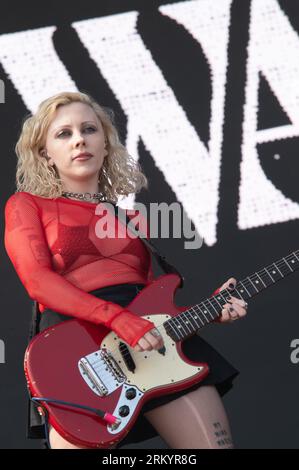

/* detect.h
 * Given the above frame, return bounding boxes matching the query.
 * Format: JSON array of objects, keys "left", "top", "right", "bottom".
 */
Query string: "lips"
[{"left": 73, "top": 152, "right": 93, "bottom": 160}]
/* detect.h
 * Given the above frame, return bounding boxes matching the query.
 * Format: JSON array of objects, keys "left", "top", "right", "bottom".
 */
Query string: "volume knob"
[
  {"left": 125, "top": 388, "right": 137, "bottom": 400},
  {"left": 118, "top": 405, "right": 130, "bottom": 417}
]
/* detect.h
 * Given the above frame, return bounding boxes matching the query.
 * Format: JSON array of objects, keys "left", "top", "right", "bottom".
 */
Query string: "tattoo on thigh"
[{"left": 212, "top": 422, "right": 233, "bottom": 448}]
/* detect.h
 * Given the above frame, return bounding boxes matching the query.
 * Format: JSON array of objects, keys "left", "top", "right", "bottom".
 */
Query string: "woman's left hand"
[{"left": 215, "top": 277, "right": 248, "bottom": 323}]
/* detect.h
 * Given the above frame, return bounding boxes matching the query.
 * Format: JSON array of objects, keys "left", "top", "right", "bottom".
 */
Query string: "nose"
[{"left": 72, "top": 130, "right": 85, "bottom": 147}]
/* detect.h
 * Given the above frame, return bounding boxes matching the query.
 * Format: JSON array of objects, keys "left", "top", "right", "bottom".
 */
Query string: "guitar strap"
[{"left": 112, "top": 203, "right": 184, "bottom": 288}]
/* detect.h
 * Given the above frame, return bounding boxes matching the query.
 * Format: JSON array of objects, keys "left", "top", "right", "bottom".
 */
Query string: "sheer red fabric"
[{"left": 4, "top": 192, "right": 155, "bottom": 346}]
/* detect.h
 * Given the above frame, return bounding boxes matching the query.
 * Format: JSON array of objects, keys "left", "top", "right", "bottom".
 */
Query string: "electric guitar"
[{"left": 24, "top": 249, "right": 299, "bottom": 448}]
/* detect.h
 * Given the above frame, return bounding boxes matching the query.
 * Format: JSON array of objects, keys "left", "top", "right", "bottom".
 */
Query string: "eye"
[
  {"left": 57, "top": 127, "right": 96, "bottom": 138},
  {"left": 57, "top": 130, "right": 70, "bottom": 138}
]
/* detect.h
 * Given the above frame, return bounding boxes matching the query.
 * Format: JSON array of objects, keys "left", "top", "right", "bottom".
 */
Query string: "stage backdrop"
[{"left": 1, "top": 0, "right": 299, "bottom": 449}]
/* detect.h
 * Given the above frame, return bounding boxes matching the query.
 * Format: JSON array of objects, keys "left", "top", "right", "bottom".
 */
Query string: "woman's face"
[{"left": 43, "top": 101, "right": 108, "bottom": 186}]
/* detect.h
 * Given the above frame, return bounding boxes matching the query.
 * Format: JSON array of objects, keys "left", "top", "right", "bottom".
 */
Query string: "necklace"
[{"left": 62, "top": 191, "right": 106, "bottom": 202}]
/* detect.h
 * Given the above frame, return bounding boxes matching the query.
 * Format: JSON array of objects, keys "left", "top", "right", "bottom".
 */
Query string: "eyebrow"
[{"left": 52, "top": 121, "right": 97, "bottom": 134}]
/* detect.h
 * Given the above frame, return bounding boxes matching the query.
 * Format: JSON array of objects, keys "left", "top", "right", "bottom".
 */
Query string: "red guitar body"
[{"left": 24, "top": 274, "right": 209, "bottom": 448}]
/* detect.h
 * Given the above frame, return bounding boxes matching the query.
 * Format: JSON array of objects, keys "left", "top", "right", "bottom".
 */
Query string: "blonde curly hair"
[{"left": 15, "top": 91, "right": 148, "bottom": 202}]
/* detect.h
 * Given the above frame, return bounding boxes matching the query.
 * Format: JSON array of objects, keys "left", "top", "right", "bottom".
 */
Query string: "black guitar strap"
[{"left": 113, "top": 204, "right": 184, "bottom": 288}]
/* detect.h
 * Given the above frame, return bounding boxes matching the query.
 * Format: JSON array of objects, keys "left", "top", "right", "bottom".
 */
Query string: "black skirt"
[{"left": 27, "top": 283, "right": 239, "bottom": 447}]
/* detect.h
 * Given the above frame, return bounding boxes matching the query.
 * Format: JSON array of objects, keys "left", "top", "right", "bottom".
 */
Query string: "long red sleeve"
[{"left": 4, "top": 192, "right": 155, "bottom": 346}]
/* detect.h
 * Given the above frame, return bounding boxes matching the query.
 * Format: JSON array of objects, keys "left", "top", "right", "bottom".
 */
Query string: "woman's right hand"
[
  {"left": 134, "top": 328, "right": 165, "bottom": 352},
  {"left": 109, "top": 310, "right": 164, "bottom": 350}
]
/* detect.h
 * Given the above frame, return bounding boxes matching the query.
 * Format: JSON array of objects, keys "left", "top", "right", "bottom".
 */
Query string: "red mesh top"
[{"left": 4, "top": 192, "right": 153, "bottom": 323}]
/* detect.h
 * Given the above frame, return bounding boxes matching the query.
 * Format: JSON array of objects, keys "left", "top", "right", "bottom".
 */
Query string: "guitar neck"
[{"left": 164, "top": 250, "right": 299, "bottom": 342}]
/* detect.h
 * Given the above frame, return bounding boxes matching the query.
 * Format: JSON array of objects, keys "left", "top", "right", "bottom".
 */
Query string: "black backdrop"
[{"left": 1, "top": 0, "right": 299, "bottom": 449}]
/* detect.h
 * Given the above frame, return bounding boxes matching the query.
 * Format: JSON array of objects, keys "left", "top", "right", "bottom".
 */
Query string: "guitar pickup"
[{"left": 119, "top": 342, "right": 136, "bottom": 373}]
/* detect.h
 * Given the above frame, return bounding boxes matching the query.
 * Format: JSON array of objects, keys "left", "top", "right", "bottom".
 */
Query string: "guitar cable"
[{"left": 31, "top": 396, "right": 121, "bottom": 448}]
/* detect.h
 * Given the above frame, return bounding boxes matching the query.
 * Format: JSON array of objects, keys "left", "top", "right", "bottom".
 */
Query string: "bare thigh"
[
  {"left": 48, "top": 425, "right": 89, "bottom": 449},
  {"left": 144, "top": 385, "right": 234, "bottom": 449}
]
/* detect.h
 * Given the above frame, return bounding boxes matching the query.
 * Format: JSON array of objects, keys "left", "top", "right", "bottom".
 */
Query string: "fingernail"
[
  {"left": 229, "top": 283, "right": 235, "bottom": 290},
  {"left": 229, "top": 307, "right": 234, "bottom": 312}
]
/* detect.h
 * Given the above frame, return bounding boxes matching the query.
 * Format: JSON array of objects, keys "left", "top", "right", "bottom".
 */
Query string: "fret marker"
[
  {"left": 204, "top": 311, "right": 207, "bottom": 314},
  {"left": 291, "top": 260, "right": 295, "bottom": 263},
  {"left": 255, "top": 280, "right": 259, "bottom": 283},
  {"left": 272, "top": 271, "right": 276, "bottom": 274},
  {"left": 240, "top": 289, "right": 244, "bottom": 293}
]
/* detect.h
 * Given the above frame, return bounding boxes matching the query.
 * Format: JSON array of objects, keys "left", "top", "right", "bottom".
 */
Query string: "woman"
[{"left": 4, "top": 91, "right": 247, "bottom": 449}]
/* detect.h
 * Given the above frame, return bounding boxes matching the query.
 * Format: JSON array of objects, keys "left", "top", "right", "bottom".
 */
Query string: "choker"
[{"left": 61, "top": 191, "right": 106, "bottom": 202}]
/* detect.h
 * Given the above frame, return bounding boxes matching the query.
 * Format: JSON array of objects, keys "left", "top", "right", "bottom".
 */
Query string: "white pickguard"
[{"left": 101, "top": 314, "right": 204, "bottom": 393}]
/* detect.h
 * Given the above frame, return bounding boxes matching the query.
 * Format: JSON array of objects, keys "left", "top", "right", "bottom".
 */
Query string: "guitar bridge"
[{"left": 78, "top": 349, "right": 126, "bottom": 397}]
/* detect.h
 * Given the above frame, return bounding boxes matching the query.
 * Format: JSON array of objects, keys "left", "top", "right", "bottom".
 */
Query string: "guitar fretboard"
[{"left": 163, "top": 250, "right": 299, "bottom": 342}]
